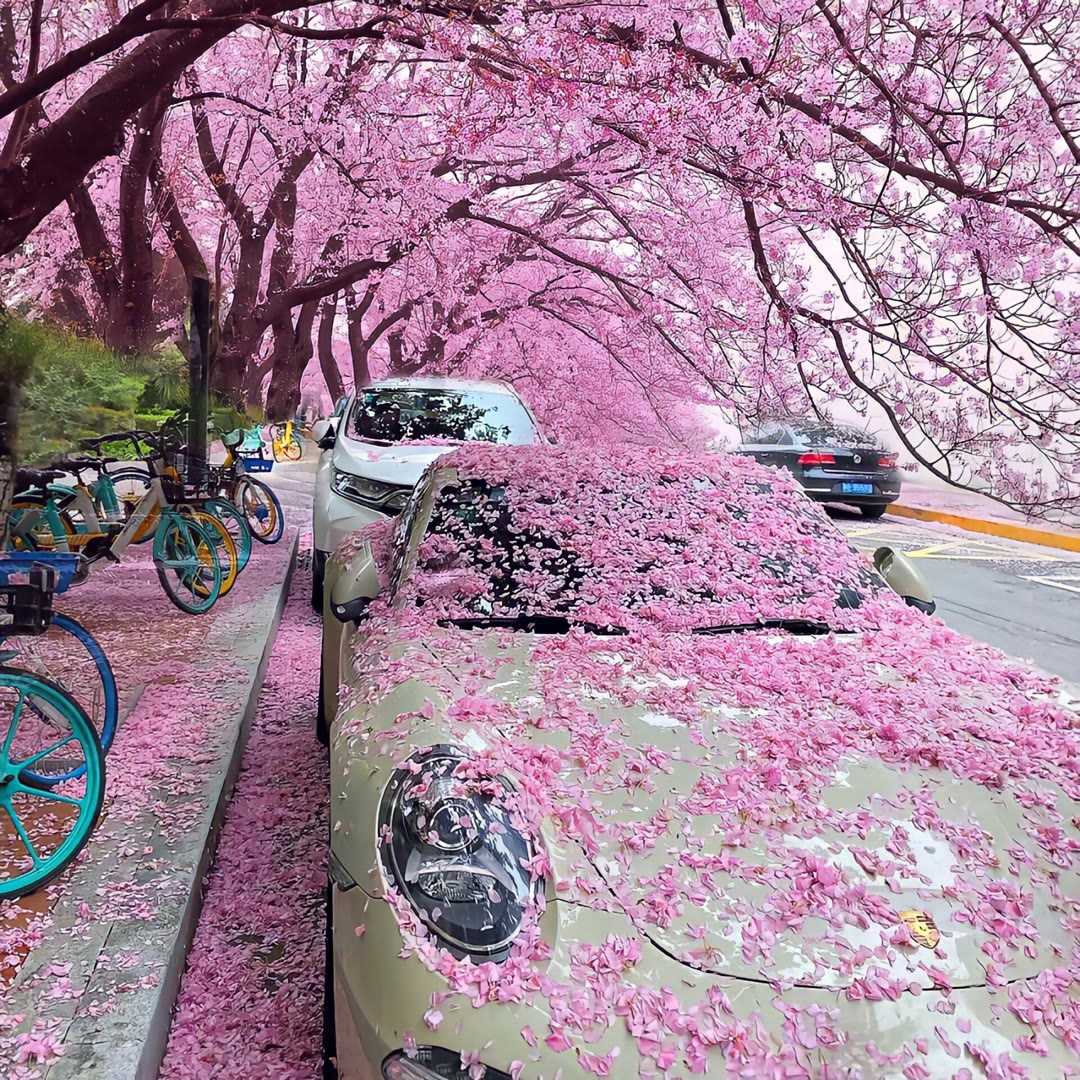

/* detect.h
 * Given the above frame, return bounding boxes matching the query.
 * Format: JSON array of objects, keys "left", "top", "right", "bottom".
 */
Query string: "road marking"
[
  {"left": 1019, "top": 575, "right": 1080, "bottom": 595},
  {"left": 901, "top": 538, "right": 1059, "bottom": 562}
]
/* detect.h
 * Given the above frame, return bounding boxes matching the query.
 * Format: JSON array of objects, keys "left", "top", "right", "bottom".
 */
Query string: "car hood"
[
  {"left": 333, "top": 434, "right": 459, "bottom": 486},
  {"left": 337, "top": 621, "right": 1080, "bottom": 997}
]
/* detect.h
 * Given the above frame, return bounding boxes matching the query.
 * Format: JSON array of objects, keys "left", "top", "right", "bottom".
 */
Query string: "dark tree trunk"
[
  {"left": 318, "top": 297, "right": 345, "bottom": 402},
  {"left": 243, "top": 352, "right": 273, "bottom": 402},
  {"left": 264, "top": 300, "right": 317, "bottom": 420},
  {"left": 0, "top": 304, "right": 32, "bottom": 549},
  {"left": 346, "top": 293, "right": 372, "bottom": 388},
  {"left": 213, "top": 343, "right": 249, "bottom": 402},
  {"left": 0, "top": 350, "right": 24, "bottom": 550},
  {"left": 105, "top": 89, "right": 169, "bottom": 354},
  {"left": 0, "top": 15, "right": 237, "bottom": 256}
]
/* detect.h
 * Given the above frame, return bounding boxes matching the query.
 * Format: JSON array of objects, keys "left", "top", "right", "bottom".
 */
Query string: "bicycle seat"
[{"left": 15, "top": 467, "right": 67, "bottom": 489}]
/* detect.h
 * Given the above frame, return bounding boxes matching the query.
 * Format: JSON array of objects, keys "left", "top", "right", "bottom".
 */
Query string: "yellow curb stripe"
[{"left": 886, "top": 503, "right": 1080, "bottom": 553}]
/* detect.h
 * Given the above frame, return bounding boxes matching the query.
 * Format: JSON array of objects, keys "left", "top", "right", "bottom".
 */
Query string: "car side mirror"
[
  {"left": 312, "top": 418, "right": 336, "bottom": 449},
  {"left": 873, "top": 547, "right": 936, "bottom": 615},
  {"left": 330, "top": 545, "right": 381, "bottom": 625}
]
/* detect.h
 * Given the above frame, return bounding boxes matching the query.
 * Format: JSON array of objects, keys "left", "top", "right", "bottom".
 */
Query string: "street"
[{"left": 837, "top": 511, "right": 1079, "bottom": 683}]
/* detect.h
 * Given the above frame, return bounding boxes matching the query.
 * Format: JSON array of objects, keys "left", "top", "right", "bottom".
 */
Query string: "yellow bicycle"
[{"left": 270, "top": 421, "right": 303, "bottom": 463}]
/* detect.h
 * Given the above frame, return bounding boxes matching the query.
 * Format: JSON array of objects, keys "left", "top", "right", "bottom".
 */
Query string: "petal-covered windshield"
[
  {"left": 347, "top": 387, "right": 537, "bottom": 446},
  {"left": 401, "top": 445, "right": 904, "bottom": 633}
]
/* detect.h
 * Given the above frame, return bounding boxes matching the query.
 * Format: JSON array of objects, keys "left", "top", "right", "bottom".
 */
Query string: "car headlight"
[
  {"left": 379, "top": 746, "right": 540, "bottom": 959},
  {"left": 332, "top": 468, "right": 405, "bottom": 510},
  {"left": 383, "top": 1047, "right": 511, "bottom": 1080}
]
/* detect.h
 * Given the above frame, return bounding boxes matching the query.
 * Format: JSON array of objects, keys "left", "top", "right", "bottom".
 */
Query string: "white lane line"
[{"left": 1019, "top": 575, "right": 1080, "bottom": 595}]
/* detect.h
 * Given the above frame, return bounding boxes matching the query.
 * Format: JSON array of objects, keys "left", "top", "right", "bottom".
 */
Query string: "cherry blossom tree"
[{"left": 0, "top": 0, "right": 1078, "bottom": 513}]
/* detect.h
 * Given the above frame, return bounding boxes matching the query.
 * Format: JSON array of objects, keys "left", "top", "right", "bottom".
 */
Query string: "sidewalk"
[
  {"left": 889, "top": 475, "right": 1080, "bottom": 553},
  {"left": 1, "top": 532, "right": 297, "bottom": 1079}
]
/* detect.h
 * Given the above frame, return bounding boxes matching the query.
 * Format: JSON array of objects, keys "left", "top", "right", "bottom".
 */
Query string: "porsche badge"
[{"left": 899, "top": 909, "right": 941, "bottom": 949}]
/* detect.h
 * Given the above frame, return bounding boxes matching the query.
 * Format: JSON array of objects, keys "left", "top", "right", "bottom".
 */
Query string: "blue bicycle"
[{"left": 0, "top": 555, "right": 117, "bottom": 784}]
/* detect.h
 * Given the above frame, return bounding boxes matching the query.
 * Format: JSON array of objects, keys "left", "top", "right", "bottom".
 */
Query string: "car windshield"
[
  {"left": 403, "top": 446, "right": 897, "bottom": 634},
  {"left": 347, "top": 388, "right": 536, "bottom": 446},
  {"left": 791, "top": 422, "right": 881, "bottom": 448}
]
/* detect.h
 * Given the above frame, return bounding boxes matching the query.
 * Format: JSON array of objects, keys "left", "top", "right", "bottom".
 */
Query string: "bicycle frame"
[{"left": 17, "top": 475, "right": 173, "bottom": 560}]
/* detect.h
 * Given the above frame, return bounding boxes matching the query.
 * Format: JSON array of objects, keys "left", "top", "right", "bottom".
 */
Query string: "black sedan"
[{"left": 734, "top": 419, "right": 901, "bottom": 518}]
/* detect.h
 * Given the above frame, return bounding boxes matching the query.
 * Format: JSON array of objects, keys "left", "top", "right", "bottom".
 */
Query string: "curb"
[
  {"left": 137, "top": 531, "right": 298, "bottom": 1079},
  {"left": 886, "top": 503, "right": 1080, "bottom": 554}
]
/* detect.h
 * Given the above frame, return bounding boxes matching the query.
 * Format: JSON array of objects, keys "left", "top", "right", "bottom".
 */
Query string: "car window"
[
  {"left": 792, "top": 422, "right": 880, "bottom": 448},
  {"left": 346, "top": 388, "right": 537, "bottom": 446},
  {"left": 402, "top": 456, "right": 889, "bottom": 632}
]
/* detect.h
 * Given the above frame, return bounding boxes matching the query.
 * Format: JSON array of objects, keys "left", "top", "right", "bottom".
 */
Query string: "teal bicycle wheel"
[
  {"left": 0, "top": 667, "right": 105, "bottom": 899},
  {"left": 233, "top": 476, "right": 285, "bottom": 545},
  {"left": 204, "top": 498, "right": 253, "bottom": 574},
  {"left": 0, "top": 613, "right": 118, "bottom": 784},
  {"left": 152, "top": 513, "right": 222, "bottom": 615}
]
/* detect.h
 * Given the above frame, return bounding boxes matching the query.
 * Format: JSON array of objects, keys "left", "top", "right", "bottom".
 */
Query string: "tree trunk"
[
  {"left": 213, "top": 343, "right": 248, "bottom": 403},
  {"left": 243, "top": 352, "right": 273, "bottom": 402},
  {"left": 104, "top": 89, "right": 169, "bottom": 355},
  {"left": 318, "top": 297, "right": 345, "bottom": 402},
  {"left": 346, "top": 292, "right": 372, "bottom": 388},
  {"left": 264, "top": 301, "right": 317, "bottom": 420},
  {"left": 0, "top": 359, "right": 22, "bottom": 550}
]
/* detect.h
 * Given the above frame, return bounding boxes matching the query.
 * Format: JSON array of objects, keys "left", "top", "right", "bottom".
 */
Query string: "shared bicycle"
[
  {"left": 270, "top": 421, "right": 304, "bottom": 462},
  {"left": 3, "top": 413, "right": 288, "bottom": 612},
  {"left": 0, "top": 557, "right": 106, "bottom": 901}
]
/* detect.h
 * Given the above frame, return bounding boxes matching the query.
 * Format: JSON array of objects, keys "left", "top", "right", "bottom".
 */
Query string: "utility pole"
[{"left": 188, "top": 277, "right": 211, "bottom": 488}]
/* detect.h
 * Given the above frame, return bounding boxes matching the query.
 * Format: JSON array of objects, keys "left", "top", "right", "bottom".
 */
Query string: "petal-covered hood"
[
  {"left": 340, "top": 615, "right": 1080, "bottom": 1002},
  {"left": 333, "top": 434, "right": 459, "bottom": 486}
]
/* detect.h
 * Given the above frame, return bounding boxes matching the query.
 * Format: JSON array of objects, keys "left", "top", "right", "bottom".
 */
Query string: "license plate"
[{"left": 842, "top": 482, "right": 874, "bottom": 495}]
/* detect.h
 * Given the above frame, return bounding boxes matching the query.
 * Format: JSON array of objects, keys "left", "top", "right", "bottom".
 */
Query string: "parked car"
[
  {"left": 320, "top": 444, "right": 1079, "bottom": 1079},
  {"left": 734, "top": 419, "right": 901, "bottom": 517},
  {"left": 309, "top": 377, "right": 543, "bottom": 610}
]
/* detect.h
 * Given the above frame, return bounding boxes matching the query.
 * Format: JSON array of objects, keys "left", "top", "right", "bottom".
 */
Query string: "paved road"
[
  {"left": 265, "top": 450, "right": 1078, "bottom": 684},
  {"left": 835, "top": 511, "right": 1079, "bottom": 683}
]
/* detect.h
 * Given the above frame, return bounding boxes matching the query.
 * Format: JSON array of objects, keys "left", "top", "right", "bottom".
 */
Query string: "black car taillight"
[
  {"left": 798, "top": 452, "right": 835, "bottom": 465},
  {"left": 878, "top": 453, "right": 898, "bottom": 468}
]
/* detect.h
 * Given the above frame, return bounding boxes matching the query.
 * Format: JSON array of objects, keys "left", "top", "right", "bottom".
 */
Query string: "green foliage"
[
  {"left": 0, "top": 313, "right": 38, "bottom": 387},
  {"left": 0, "top": 316, "right": 199, "bottom": 465},
  {"left": 137, "top": 347, "right": 189, "bottom": 411}
]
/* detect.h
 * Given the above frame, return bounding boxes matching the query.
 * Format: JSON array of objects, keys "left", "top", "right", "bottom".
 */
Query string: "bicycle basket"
[
  {"left": 0, "top": 563, "right": 59, "bottom": 635},
  {"left": 0, "top": 552, "right": 80, "bottom": 594},
  {"left": 239, "top": 453, "right": 274, "bottom": 473}
]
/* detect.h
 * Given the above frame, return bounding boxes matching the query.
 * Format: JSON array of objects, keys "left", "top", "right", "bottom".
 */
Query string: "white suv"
[{"left": 310, "top": 377, "right": 543, "bottom": 608}]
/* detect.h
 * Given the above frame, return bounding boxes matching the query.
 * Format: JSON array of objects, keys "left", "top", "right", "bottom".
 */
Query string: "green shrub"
[{"left": 0, "top": 316, "right": 188, "bottom": 465}]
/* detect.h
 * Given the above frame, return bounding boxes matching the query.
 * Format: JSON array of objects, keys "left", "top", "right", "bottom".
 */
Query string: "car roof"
[{"left": 355, "top": 376, "right": 519, "bottom": 396}]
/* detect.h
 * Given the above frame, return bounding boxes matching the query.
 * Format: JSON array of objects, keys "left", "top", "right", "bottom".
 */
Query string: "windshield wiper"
[
  {"left": 437, "top": 615, "right": 628, "bottom": 636},
  {"left": 691, "top": 618, "right": 847, "bottom": 636}
]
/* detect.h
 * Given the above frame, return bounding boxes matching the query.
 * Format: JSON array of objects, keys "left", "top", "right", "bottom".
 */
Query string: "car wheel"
[
  {"left": 323, "top": 881, "right": 338, "bottom": 1079},
  {"left": 312, "top": 548, "right": 328, "bottom": 612},
  {"left": 861, "top": 505, "right": 888, "bottom": 520},
  {"left": 316, "top": 643, "right": 329, "bottom": 746}
]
